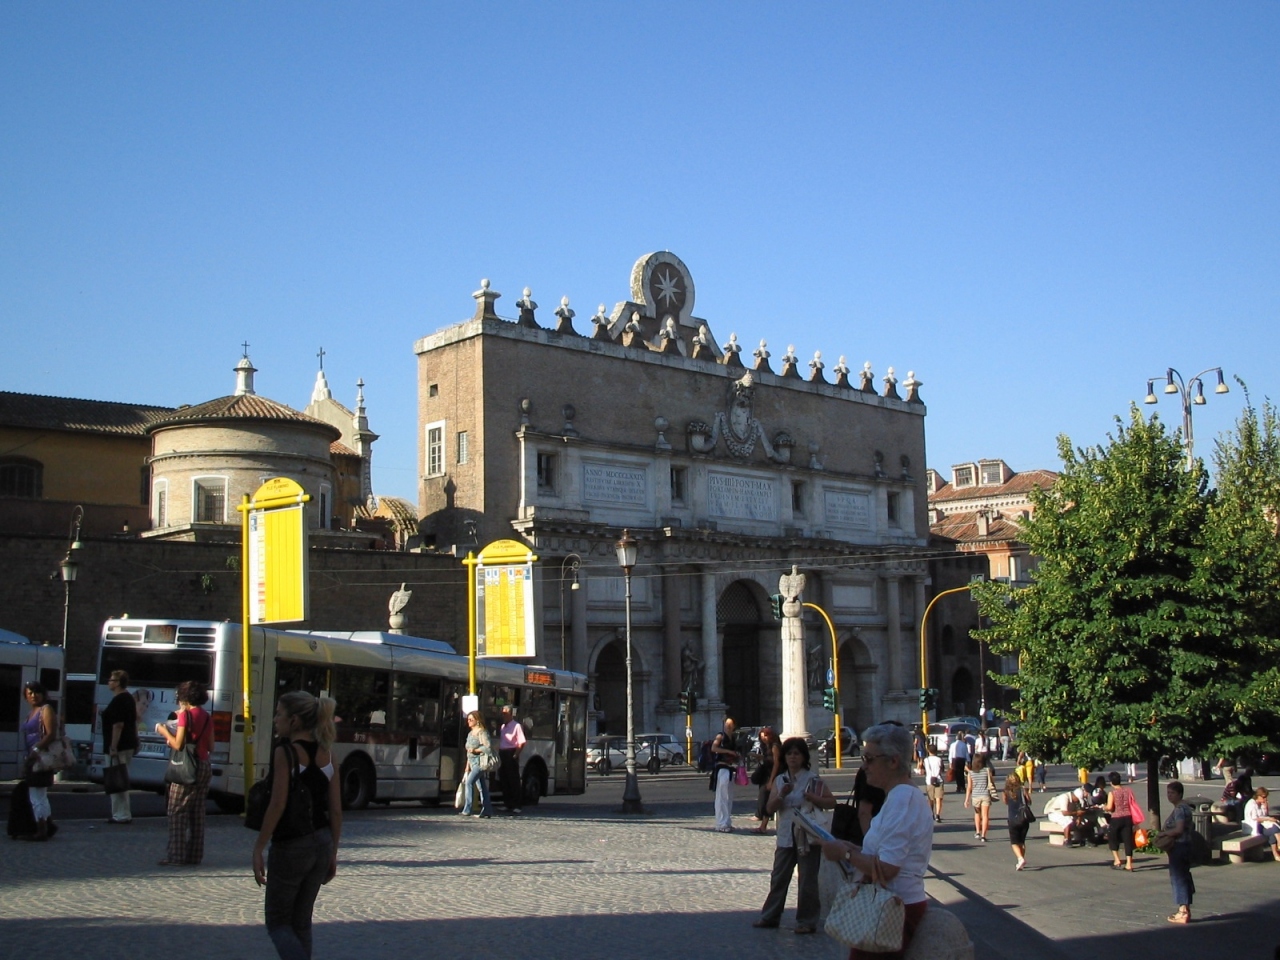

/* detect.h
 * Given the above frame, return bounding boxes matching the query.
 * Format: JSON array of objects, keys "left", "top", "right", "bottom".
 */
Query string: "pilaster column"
[
  {"left": 662, "top": 568, "right": 683, "bottom": 700},
  {"left": 911, "top": 575, "right": 927, "bottom": 689},
  {"left": 700, "top": 569, "right": 722, "bottom": 702},
  {"left": 885, "top": 575, "right": 902, "bottom": 691}
]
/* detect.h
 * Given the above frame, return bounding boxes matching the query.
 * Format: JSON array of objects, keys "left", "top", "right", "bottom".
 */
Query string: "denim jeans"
[
  {"left": 461, "top": 764, "right": 492, "bottom": 816},
  {"left": 1167, "top": 843, "right": 1195, "bottom": 907},
  {"left": 265, "top": 828, "right": 332, "bottom": 960}
]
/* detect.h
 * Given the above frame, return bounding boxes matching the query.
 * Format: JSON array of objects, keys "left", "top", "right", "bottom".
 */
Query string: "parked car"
[
  {"left": 637, "top": 733, "right": 686, "bottom": 770},
  {"left": 588, "top": 734, "right": 686, "bottom": 775},
  {"left": 814, "top": 726, "right": 859, "bottom": 764},
  {"left": 926, "top": 721, "right": 981, "bottom": 753}
]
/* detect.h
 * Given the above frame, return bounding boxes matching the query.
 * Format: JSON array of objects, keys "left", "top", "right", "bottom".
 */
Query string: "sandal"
[{"left": 1167, "top": 911, "right": 1189, "bottom": 924}]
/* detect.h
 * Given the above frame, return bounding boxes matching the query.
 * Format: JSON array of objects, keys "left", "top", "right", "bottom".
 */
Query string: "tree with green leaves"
[
  {"left": 1198, "top": 393, "right": 1280, "bottom": 759},
  {"left": 974, "top": 407, "right": 1214, "bottom": 817}
]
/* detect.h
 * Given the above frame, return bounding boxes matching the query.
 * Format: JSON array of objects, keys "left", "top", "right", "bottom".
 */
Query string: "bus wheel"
[
  {"left": 522, "top": 765, "right": 546, "bottom": 806},
  {"left": 341, "top": 756, "right": 375, "bottom": 810}
]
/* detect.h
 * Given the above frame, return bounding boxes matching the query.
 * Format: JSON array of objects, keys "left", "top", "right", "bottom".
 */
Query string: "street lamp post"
[
  {"left": 1143, "top": 367, "right": 1229, "bottom": 470},
  {"left": 58, "top": 505, "right": 85, "bottom": 647},
  {"left": 615, "top": 529, "right": 643, "bottom": 814},
  {"left": 559, "top": 553, "right": 581, "bottom": 671}
]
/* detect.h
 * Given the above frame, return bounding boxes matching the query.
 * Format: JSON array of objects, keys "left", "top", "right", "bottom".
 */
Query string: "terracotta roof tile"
[
  {"left": 930, "top": 510, "right": 1025, "bottom": 544},
  {"left": 929, "top": 468, "right": 1058, "bottom": 503},
  {"left": 148, "top": 394, "right": 341, "bottom": 439},
  {"left": 0, "top": 391, "right": 173, "bottom": 436},
  {"left": 330, "top": 440, "right": 357, "bottom": 456}
]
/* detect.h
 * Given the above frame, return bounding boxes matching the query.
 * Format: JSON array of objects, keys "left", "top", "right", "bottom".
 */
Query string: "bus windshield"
[{"left": 98, "top": 648, "right": 213, "bottom": 687}]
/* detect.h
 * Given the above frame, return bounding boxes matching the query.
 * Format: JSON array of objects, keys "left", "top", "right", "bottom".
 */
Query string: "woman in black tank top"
[{"left": 253, "top": 691, "right": 342, "bottom": 960}]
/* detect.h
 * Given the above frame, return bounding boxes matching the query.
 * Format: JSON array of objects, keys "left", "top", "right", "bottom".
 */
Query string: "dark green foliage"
[{"left": 976, "top": 398, "right": 1280, "bottom": 772}]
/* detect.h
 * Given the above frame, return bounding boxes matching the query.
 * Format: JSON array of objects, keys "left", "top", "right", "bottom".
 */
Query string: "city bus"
[
  {"left": 0, "top": 629, "right": 64, "bottom": 781},
  {"left": 88, "top": 618, "right": 589, "bottom": 811}
]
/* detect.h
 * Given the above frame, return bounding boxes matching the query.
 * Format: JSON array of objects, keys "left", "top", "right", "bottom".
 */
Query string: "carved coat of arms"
[{"left": 687, "top": 373, "right": 793, "bottom": 462}]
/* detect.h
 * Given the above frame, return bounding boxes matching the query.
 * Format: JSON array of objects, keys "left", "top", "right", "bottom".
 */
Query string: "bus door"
[
  {"left": 559, "top": 693, "right": 587, "bottom": 793},
  {"left": 438, "top": 681, "right": 466, "bottom": 792},
  {"left": 389, "top": 673, "right": 443, "bottom": 801}
]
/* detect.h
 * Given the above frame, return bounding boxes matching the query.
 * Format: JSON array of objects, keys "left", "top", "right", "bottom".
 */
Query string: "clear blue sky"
[{"left": 3, "top": 4, "right": 1276, "bottom": 501}]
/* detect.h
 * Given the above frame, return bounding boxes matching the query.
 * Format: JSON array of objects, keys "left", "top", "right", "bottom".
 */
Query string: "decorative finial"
[
  {"left": 554, "top": 295, "right": 578, "bottom": 335},
  {"left": 882, "top": 365, "right": 901, "bottom": 400},
  {"left": 472, "top": 278, "right": 501, "bottom": 320},
  {"left": 903, "top": 370, "right": 923, "bottom": 403},
  {"left": 860, "top": 361, "right": 875, "bottom": 393},
  {"left": 834, "top": 355, "right": 851, "bottom": 388},
  {"left": 516, "top": 287, "right": 539, "bottom": 328},
  {"left": 808, "top": 350, "right": 826, "bottom": 384},
  {"left": 780, "top": 343, "right": 800, "bottom": 378}
]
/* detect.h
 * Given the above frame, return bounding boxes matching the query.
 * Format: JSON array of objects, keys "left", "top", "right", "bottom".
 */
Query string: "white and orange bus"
[{"left": 89, "top": 618, "right": 588, "bottom": 810}]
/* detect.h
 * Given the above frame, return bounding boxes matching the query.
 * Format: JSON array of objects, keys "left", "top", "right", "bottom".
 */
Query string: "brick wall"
[{"left": 0, "top": 534, "right": 467, "bottom": 675}]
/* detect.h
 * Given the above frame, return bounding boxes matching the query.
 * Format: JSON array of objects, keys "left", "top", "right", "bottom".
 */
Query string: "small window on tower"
[
  {"left": 536, "top": 453, "right": 557, "bottom": 493},
  {"left": 791, "top": 481, "right": 806, "bottom": 516},
  {"left": 670, "top": 466, "right": 687, "bottom": 504},
  {"left": 457, "top": 431, "right": 469, "bottom": 465}
]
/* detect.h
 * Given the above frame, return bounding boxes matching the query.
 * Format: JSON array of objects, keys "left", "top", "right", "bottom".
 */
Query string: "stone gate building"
[{"left": 414, "top": 252, "right": 936, "bottom": 740}]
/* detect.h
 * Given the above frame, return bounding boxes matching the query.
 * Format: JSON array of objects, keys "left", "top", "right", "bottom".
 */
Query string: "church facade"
[{"left": 414, "top": 253, "right": 936, "bottom": 740}]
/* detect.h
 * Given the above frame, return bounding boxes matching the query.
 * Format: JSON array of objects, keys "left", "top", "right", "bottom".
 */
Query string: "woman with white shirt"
[
  {"left": 822, "top": 723, "right": 933, "bottom": 960},
  {"left": 1242, "top": 787, "right": 1280, "bottom": 861}
]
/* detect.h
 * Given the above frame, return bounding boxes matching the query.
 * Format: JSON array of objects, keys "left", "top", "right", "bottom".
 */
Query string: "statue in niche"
[
  {"left": 807, "top": 639, "right": 827, "bottom": 692},
  {"left": 680, "top": 642, "right": 704, "bottom": 696},
  {"left": 687, "top": 372, "right": 789, "bottom": 461}
]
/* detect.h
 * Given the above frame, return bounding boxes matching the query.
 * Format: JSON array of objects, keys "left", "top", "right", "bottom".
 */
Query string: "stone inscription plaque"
[
  {"left": 708, "top": 472, "right": 777, "bottom": 521},
  {"left": 824, "top": 489, "right": 871, "bottom": 528},
  {"left": 583, "top": 463, "right": 647, "bottom": 505}
]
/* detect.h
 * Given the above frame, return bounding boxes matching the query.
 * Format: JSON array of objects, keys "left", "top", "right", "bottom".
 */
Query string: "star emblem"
[{"left": 653, "top": 268, "right": 683, "bottom": 308}]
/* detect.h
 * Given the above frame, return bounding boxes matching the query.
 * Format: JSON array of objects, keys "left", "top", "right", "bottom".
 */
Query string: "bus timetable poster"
[
  {"left": 476, "top": 562, "right": 535, "bottom": 658},
  {"left": 247, "top": 503, "right": 309, "bottom": 623}
]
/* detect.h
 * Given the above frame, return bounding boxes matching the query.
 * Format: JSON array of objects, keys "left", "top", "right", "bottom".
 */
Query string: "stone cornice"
[{"left": 416, "top": 317, "right": 925, "bottom": 417}]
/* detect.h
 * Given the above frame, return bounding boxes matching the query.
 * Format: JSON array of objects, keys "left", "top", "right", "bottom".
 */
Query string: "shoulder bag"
[
  {"left": 734, "top": 764, "right": 750, "bottom": 787},
  {"left": 830, "top": 783, "right": 859, "bottom": 842},
  {"left": 103, "top": 760, "right": 131, "bottom": 795},
  {"left": 824, "top": 855, "right": 905, "bottom": 952},
  {"left": 31, "top": 711, "right": 75, "bottom": 774},
  {"left": 244, "top": 737, "right": 316, "bottom": 841},
  {"left": 163, "top": 711, "right": 204, "bottom": 786},
  {"left": 476, "top": 732, "right": 499, "bottom": 773}
]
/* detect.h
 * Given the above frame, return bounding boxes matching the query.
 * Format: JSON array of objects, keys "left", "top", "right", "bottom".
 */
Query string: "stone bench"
[
  {"left": 1219, "top": 832, "right": 1270, "bottom": 864},
  {"left": 1036, "top": 819, "right": 1069, "bottom": 846}
]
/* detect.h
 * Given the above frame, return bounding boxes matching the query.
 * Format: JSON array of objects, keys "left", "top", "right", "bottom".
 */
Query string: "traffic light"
[
  {"left": 918, "top": 689, "right": 929, "bottom": 711},
  {"left": 769, "top": 594, "right": 784, "bottom": 620},
  {"left": 678, "top": 689, "right": 690, "bottom": 713},
  {"left": 918, "top": 688, "right": 939, "bottom": 712},
  {"left": 823, "top": 686, "right": 837, "bottom": 712}
]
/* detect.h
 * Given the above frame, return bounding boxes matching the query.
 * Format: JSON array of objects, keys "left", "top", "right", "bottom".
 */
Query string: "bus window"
[
  {"left": 333, "top": 668, "right": 390, "bottom": 732},
  {"left": 523, "top": 688, "right": 556, "bottom": 740},
  {"left": 98, "top": 648, "right": 213, "bottom": 687},
  {"left": 275, "top": 661, "right": 328, "bottom": 699},
  {"left": 392, "top": 674, "right": 441, "bottom": 737},
  {"left": 482, "top": 684, "right": 519, "bottom": 721}
]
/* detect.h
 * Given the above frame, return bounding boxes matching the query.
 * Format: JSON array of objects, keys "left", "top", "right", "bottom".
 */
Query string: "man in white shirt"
[{"left": 947, "top": 736, "right": 970, "bottom": 794}]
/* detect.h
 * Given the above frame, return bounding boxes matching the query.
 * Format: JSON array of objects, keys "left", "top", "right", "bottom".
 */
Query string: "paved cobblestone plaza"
[{"left": 3, "top": 771, "right": 1279, "bottom": 960}]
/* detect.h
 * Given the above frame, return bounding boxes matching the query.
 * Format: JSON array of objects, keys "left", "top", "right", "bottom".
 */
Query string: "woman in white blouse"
[{"left": 1242, "top": 787, "right": 1280, "bottom": 861}]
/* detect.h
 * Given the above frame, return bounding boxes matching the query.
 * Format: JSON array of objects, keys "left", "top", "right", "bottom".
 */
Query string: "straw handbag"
[{"left": 824, "top": 854, "right": 904, "bottom": 952}]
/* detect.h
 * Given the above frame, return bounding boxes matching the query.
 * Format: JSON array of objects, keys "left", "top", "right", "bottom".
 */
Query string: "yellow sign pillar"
[
  {"left": 802, "top": 602, "right": 842, "bottom": 769},
  {"left": 236, "top": 478, "right": 311, "bottom": 794},
  {"left": 463, "top": 539, "right": 539, "bottom": 695},
  {"left": 919, "top": 585, "right": 974, "bottom": 737}
]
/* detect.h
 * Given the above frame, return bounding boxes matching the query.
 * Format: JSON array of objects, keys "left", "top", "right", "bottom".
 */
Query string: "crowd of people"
[{"left": 735, "top": 714, "right": 1280, "bottom": 947}]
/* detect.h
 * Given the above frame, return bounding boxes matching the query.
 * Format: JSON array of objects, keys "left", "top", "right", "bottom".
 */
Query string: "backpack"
[
  {"left": 697, "top": 739, "right": 715, "bottom": 773},
  {"left": 244, "top": 737, "right": 318, "bottom": 841}
]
